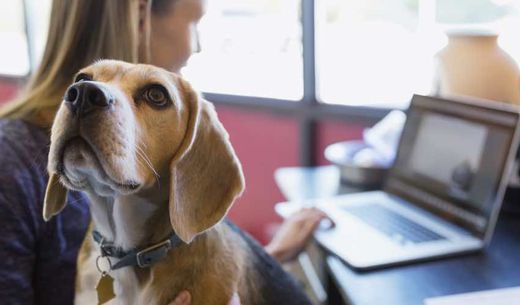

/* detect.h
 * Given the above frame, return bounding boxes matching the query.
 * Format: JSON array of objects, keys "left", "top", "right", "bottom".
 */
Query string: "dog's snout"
[{"left": 64, "top": 82, "right": 113, "bottom": 116}]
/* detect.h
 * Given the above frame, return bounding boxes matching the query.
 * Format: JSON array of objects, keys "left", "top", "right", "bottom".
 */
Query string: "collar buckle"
[
  {"left": 100, "top": 243, "right": 115, "bottom": 257},
  {"left": 136, "top": 239, "right": 172, "bottom": 268}
]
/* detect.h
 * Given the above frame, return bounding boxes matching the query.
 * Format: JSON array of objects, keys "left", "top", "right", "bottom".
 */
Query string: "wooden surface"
[{"left": 275, "top": 166, "right": 520, "bottom": 305}]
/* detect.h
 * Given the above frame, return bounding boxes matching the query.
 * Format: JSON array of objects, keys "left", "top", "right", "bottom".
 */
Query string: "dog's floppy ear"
[
  {"left": 169, "top": 80, "right": 245, "bottom": 243},
  {"left": 43, "top": 173, "right": 68, "bottom": 221}
]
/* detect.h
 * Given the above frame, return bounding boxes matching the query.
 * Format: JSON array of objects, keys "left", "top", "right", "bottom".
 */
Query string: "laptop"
[{"left": 286, "top": 94, "right": 520, "bottom": 270}]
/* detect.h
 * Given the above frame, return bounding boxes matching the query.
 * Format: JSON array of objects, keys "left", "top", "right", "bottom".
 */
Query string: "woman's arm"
[
  {"left": 0, "top": 183, "right": 38, "bottom": 305},
  {"left": 0, "top": 121, "right": 90, "bottom": 305}
]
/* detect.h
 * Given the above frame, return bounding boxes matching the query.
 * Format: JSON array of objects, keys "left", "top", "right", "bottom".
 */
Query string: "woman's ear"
[
  {"left": 168, "top": 80, "right": 245, "bottom": 243},
  {"left": 43, "top": 173, "right": 68, "bottom": 221}
]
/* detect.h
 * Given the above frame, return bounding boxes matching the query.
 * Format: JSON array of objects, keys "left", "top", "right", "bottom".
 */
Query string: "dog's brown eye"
[
  {"left": 74, "top": 73, "right": 92, "bottom": 83},
  {"left": 144, "top": 85, "right": 169, "bottom": 107}
]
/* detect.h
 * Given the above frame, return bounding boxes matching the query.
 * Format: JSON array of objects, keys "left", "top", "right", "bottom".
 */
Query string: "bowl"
[{"left": 324, "top": 140, "right": 389, "bottom": 187}]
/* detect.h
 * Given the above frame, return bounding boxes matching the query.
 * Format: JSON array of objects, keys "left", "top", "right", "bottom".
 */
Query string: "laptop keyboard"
[{"left": 343, "top": 204, "right": 446, "bottom": 244}]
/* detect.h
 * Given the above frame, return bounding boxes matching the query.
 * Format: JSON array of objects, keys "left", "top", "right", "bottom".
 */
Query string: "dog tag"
[{"left": 96, "top": 273, "right": 115, "bottom": 305}]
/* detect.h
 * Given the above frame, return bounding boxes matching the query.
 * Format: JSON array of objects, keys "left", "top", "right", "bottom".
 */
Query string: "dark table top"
[{"left": 275, "top": 166, "right": 520, "bottom": 305}]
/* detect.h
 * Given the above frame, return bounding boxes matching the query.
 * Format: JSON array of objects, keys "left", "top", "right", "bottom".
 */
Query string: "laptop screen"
[{"left": 386, "top": 95, "right": 519, "bottom": 237}]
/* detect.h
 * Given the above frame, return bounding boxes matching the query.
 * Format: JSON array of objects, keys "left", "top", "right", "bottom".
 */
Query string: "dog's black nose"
[{"left": 64, "top": 82, "right": 113, "bottom": 116}]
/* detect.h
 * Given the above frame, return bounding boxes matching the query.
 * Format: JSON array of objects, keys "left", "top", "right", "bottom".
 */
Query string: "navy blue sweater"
[{"left": 0, "top": 119, "right": 90, "bottom": 305}]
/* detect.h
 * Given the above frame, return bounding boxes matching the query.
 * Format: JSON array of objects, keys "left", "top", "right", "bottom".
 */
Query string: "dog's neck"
[{"left": 86, "top": 190, "right": 172, "bottom": 252}]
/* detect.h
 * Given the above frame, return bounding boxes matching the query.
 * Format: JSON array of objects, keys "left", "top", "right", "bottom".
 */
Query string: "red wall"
[
  {"left": 316, "top": 120, "right": 368, "bottom": 166},
  {"left": 216, "top": 110, "right": 370, "bottom": 243},
  {"left": 0, "top": 79, "right": 20, "bottom": 103},
  {"left": 216, "top": 106, "right": 300, "bottom": 243}
]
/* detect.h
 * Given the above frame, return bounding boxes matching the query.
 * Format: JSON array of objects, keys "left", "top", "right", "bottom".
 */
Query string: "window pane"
[
  {"left": 182, "top": 0, "right": 303, "bottom": 100},
  {"left": 316, "top": 0, "right": 520, "bottom": 108},
  {"left": 26, "top": 0, "right": 52, "bottom": 67},
  {"left": 0, "top": 1, "right": 29, "bottom": 76}
]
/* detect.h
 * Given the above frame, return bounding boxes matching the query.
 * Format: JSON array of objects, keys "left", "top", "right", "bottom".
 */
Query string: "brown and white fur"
[{"left": 43, "top": 60, "right": 311, "bottom": 305}]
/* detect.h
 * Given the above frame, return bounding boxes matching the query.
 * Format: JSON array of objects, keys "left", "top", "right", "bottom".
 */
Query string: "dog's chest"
[
  {"left": 79, "top": 224, "right": 247, "bottom": 305},
  {"left": 89, "top": 195, "right": 160, "bottom": 250},
  {"left": 113, "top": 270, "right": 150, "bottom": 305}
]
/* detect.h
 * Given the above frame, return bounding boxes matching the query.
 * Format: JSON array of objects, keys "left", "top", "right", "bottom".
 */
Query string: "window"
[
  {"left": 17, "top": 0, "right": 520, "bottom": 109},
  {"left": 25, "top": 0, "right": 52, "bottom": 67},
  {"left": 0, "top": 1, "right": 29, "bottom": 76},
  {"left": 0, "top": 0, "right": 51, "bottom": 77},
  {"left": 316, "top": 0, "right": 520, "bottom": 109},
  {"left": 8, "top": 0, "right": 520, "bottom": 114},
  {"left": 182, "top": 0, "right": 303, "bottom": 100}
]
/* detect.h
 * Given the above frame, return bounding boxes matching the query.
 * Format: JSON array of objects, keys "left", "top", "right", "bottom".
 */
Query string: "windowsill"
[
  {"left": 204, "top": 91, "right": 392, "bottom": 124},
  {"left": 0, "top": 73, "right": 28, "bottom": 83}
]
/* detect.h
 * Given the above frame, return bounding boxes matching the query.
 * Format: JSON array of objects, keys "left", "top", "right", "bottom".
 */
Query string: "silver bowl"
[{"left": 324, "top": 140, "right": 389, "bottom": 187}]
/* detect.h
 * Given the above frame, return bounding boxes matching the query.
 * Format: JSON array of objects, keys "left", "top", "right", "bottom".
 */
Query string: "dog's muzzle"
[{"left": 64, "top": 81, "right": 114, "bottom": 117}]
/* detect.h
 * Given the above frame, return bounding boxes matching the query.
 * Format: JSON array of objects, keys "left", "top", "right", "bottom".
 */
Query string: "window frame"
[{"left": 205, "top": 0, "right": 391, "bottom": 165}]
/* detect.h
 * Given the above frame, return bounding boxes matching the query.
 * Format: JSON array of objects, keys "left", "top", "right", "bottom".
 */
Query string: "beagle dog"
[{"left": 43, "top": 60, "right": 312, "bottom": 305}]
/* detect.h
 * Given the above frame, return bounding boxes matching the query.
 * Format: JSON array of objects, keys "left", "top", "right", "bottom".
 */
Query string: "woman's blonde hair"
[{"left": 0, "top": 0, "right": 151, "bottom": 127}]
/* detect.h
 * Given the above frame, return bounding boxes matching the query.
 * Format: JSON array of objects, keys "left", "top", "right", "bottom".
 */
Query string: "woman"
[{"left": 0, "top": 1, "right": 327, "bottom": 304}]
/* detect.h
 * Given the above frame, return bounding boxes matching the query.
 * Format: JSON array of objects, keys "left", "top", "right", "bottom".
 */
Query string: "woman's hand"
[
  {"left": 265, "top": 208, "right": 332, "bottom": 263},
  {"left": 169, "top": 291, "right": 241, "bottom": 305}
]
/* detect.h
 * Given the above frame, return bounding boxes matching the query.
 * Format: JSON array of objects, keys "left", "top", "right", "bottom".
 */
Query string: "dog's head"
[{"left": 44, "top": 60, "right": 244, "bottom": 243}]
